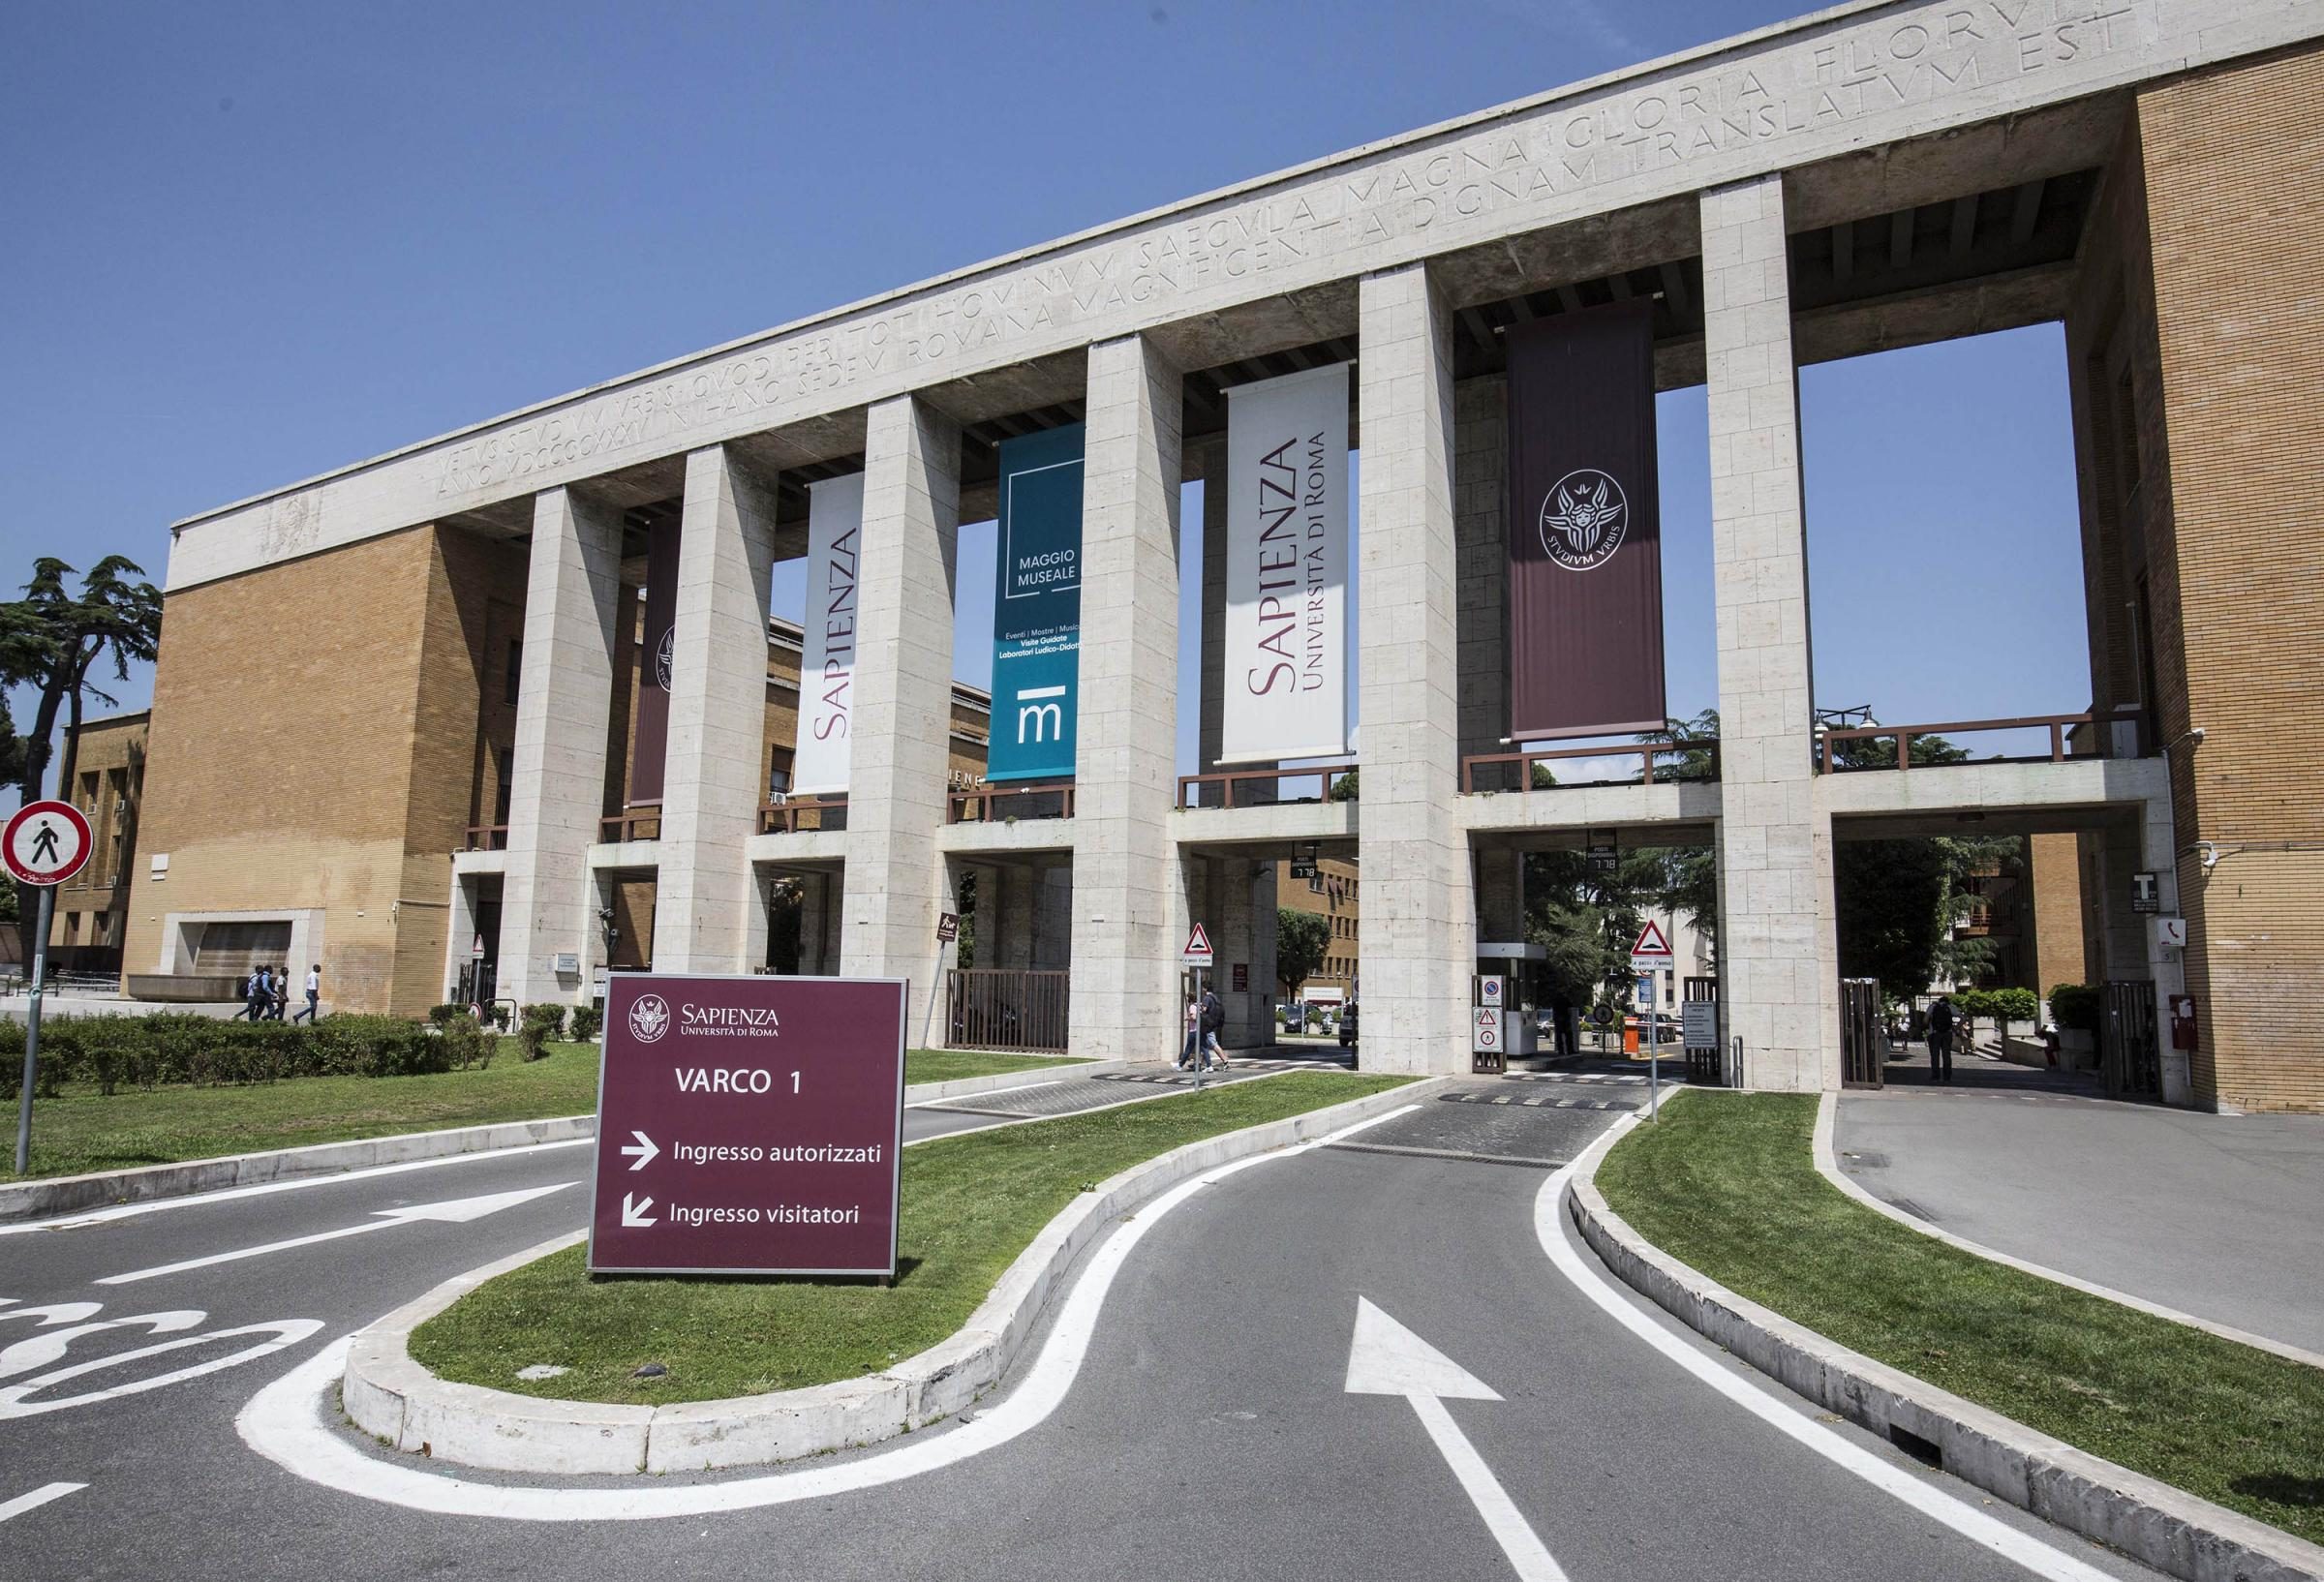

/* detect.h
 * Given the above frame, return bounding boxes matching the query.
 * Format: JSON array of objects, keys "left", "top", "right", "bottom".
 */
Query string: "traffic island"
[
  {"left": 1575, "top": 1091, "right": 2324, "bottom": 1582},
  {"left": 346, "top": 1072, "right": 1423, "bottom": 1475}
]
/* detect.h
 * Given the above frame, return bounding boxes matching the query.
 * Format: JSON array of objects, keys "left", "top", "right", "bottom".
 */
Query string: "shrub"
[
  {"left": 568, "top": 1005, "right": 602, "bottom": 1042},
  {"left": 428, "top": 1003, "right": 469, "bottom": 1025},
  {"left": 517, "top": 1002, "right": 566, "bottom": 1062},
  {"left": 2048, "top": 983, "right": 2099, "bottom": 1034},
  {"left": 438, "top": 1014, "right": 495, "bottom": 1072}
]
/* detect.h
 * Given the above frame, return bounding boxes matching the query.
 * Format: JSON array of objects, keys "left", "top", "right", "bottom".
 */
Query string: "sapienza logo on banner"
[
  {"left": 1221, "top": 362, "right": 1350, "bottom": 766},
  {"left": 789, "top": 473, "right": 865, "bottom": 797},
  {"left": 1539, "top": 468, "right": 1629, "bottom": 571},
  {"left": 628, "top": 993, "right": 672, "bottom": 1043}
]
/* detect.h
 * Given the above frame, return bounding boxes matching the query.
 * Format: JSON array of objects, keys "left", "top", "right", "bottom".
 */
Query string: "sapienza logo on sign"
[
  {"left": 1539, "top": 468, "right": 1629, "bottom": 571},
  {"left": 589, "top": 973, "right": 907, "bottom": 1277}
]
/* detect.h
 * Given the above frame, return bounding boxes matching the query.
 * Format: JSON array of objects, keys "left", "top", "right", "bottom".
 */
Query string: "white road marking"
[
  {"left": 234, "top": 1101, "right": 1425, "bottom": 1521},
  {"left": 1345, "top": 1297, "right": 1568, "bottom": 1581},
  {"left": 0, "top": 1311, "right": 203, "bottom": 1380},
  {"left": 0, "top": 1319, "right": 323, "bottom": 1419},
  {"left": 96, "top": 1182, "right": 574, "bottom": 1286},
  {"left": 0, "top": 1481, "right": 85, "bottom": 1524},
  {"left": 0, "top": 1136, "right": 596, "bottom": 1237},
  {"left": 1535, "top": 1118, "right": 2121, "bottom": 1582}
]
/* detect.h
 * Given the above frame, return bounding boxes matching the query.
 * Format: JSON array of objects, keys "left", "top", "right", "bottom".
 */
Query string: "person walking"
[
  {"left": 268, "top": 965, "right": 290, "bottom": 1022},
  {"left": 1925, "top": 993, "right": 1956, "bottom": 1084},
  {"left": 242, "top": 966, "right": 270, "bottom": 1023},
  {"left": 292, "top": 963, "right": 321, "bottom": 1024},
  {"left": 1178, "top": 993, "right": 1203, "bottom": 1071},
  {"left": 1199, "top": 984, "right": 1228, "bottom": 1072}
]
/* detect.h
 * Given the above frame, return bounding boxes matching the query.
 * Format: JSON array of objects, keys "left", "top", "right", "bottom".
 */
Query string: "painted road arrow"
[
  {"left": 96, "top": 1182, "right": 574, "bottom": 1286},
  {"left": 1344, "top": 1297, "right": 1569, "bottom": 1582},
  {"left": 621, "top": 1192, "right": 656, "bottom": 1228},
  {"left": 619, "top": 1130, "right": 660, "bottom": 1171}
]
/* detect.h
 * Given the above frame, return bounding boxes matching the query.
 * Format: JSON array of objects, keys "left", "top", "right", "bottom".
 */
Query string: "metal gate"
[
  {"left": 947, "top": 968, "right": 1069, "bottom": 1052},
  {"left": 2099, "top": 980, "right": 2161, "bottom": 1098},
  {"left": 1840, "top": 977, "right": 1884, "bottom": 1088}
]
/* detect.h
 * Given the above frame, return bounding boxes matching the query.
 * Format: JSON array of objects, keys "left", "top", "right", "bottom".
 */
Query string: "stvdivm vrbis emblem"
[
  {"left": 655, "top": 626, "right": 675, "bottom": 690},
  {"left": 628, "top": 993, "right": 671, "bottom": 1044},
  {"left": 1539, "top": 469, "right": 1629, "bottom": 571}
]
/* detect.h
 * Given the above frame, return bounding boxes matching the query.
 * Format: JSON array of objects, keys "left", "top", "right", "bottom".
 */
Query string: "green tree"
[
  {"left": 2, "top": 557, "right": 164, "bottom": 965},
  {"left": 1275, "top": 908, "right": 1331, "bottom": 996},
  {"left": 1328, "top": 768, "right": 1359, "bottom": 802}
]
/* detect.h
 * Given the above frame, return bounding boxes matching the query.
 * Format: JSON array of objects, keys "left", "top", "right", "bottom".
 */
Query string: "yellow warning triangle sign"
[
  {"left": 1630, "top": 919, "right": 1673, "bottom": 958},
  {"left": 1182, "top": 922, "right": 1214, "bottom": 959}
]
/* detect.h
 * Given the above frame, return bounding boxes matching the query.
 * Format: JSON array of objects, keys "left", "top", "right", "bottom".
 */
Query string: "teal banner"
[{"left": 987, "top": 425, "right": 1085, "bottom": 782}]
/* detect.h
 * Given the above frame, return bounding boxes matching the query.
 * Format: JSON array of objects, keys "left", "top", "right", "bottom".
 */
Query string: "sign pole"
[
  {"left": 1648, "top": 987, "right": 1659, "bottom": 1123},
  {"left": 15, "top": 883, "right": 52, "bottom": 1174},
  {"left": 921, "top": 942, "right": 948, "bottom": 1050}
]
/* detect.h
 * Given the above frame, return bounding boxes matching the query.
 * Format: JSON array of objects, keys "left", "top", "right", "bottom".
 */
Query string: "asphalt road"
[
  {"left": 1837, "top": 1088, "right": 2324, "bottom": 1354},
  {"left": 2, "top": 1075, "right": 2167, "bottom": 1581}
]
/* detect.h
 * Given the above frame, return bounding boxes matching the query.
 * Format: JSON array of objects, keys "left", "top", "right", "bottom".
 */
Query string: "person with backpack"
[
  {"left": 1199, "top": 984, "right": 1228, "bottom": 1072},
  {"left": 242, "top": 966, "right": 270, "bottom": 1022},
  {"left": 1925, "top": 993, "right": 1957, "bottom": 1084}
]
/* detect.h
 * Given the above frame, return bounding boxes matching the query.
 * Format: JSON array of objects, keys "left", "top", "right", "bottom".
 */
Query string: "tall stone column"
[
  {"left": 655, "top": 445, "right": 778, "bottom": 972},
  {"left": 841, "top": 395, "right": 961, "bottom": 996},
  {"left": 502, "top": 485, "right": 624, "bottom": 1006},
  {"left": 1355, "top": 262, "right": 1473, "bottom": 1075},
  {"left": 1701, "top": 175, "right": 1841, "bottom": 1093},
  {"left": 1070, "top": 332, "right": 1185, "bottom": 1060}
]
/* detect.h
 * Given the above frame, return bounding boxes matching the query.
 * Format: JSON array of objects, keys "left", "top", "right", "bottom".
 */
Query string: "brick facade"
[{"left": 2068, "top": 44, "right": 2324, "bottom": 1110}]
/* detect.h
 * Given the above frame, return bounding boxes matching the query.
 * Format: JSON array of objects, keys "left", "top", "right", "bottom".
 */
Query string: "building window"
[{"left": 768, "top": 755, "right": 791, "bottom": 801}]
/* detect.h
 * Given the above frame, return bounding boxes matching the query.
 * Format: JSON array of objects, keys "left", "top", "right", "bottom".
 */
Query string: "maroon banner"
[
  {"left": 1507, "top": 302, "right": 1667, "bottom": 740},
  {"left": 627, "top": 518, "right": 681, "bottom": 806},
  {"left": 588, "top": 973, "right": 907, "bottom": 1276}
]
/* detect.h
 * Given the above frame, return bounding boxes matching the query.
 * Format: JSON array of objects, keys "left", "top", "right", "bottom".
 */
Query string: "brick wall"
[{"left": 2074, "top": 44, "right": 2324, "bottom": 1111}]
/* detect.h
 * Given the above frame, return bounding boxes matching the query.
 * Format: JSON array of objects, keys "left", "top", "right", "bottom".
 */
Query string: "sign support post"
[
  {"left": 15, "top": 884, "right": 53, "bottom": 1174},
  {"left": 1181, "top": 922, "right": 1215, "bottom": 1088}
]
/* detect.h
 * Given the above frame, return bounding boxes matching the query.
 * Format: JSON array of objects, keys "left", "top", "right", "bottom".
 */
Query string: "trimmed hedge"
[
  {"left": 0, "top": 1013, "right": 493, "bottom": 1100},
  {"left": 2047, "top": 982, "right": 2099, "bottom": 1033}
]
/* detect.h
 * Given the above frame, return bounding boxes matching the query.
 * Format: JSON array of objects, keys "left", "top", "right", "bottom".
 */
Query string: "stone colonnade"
[{"left": 489, "top": 183, "right": 1844, "bottom": 1087}]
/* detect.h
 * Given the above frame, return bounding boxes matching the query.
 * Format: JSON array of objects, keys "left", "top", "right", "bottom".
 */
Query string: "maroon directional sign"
[{"left": 587, "top": 973, "right": 908, "bottom": 1277}]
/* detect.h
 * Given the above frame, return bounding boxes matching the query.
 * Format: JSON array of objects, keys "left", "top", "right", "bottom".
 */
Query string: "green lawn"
[
  {"left": 413, "top": 1071, "right": 1411, "bottom": 1405},
  {"left": 5, "top": 1045, "right": 1071, "bottom": 1182},
  {"left": 1597, "top": 1092, "right": 2324, "bottom": 1545}
]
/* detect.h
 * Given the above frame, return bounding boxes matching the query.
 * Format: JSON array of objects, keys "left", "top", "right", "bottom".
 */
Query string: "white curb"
[
  {"left": 342, "top": 1076, "right": 1443, "bottom": 1476},
  {"left": 1566, "top": 1099, "right": 2324, "bottom": 1582}
]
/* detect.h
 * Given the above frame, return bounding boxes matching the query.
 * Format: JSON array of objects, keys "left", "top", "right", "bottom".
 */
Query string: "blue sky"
[{"left": 2, "top": 1, "right": 2086, "bottom": 785}]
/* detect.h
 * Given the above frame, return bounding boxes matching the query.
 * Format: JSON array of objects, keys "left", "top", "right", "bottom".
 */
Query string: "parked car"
[{"left": 1338, "top": 1003, "right": 1359, "bottom": 1050}]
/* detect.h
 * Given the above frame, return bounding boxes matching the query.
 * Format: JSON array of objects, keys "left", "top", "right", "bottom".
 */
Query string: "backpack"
[{"left": 1201, "top": 990, "right": 1223, "bottom": 1033}]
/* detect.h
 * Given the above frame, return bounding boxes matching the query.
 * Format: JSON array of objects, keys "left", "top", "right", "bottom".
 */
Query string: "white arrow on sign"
[
  {"left": 96, "top": 1182, "right": 575, "bottom": 1286},
  {"left": 1344, "top": 1297, "right": 1569, "bottom": 1582},
  {"left": 619, "top": 1131, "right": 660, "bottom": 1171},
  {"left": 621, "top": 1193, "right": 657, "bottom": 1228}
]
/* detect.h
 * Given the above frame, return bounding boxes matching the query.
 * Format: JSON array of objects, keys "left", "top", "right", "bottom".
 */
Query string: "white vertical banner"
[
  {"left": 790, "top": 473, "right": 864, "bottom": 796},
  {"left": 1222, "top": 362, "right": 1350, "bottom": 765}
]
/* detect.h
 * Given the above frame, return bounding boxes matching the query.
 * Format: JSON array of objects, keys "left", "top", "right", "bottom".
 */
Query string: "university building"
[{"left": 120, "top": 1, "right": 2324, "bottom": 1110}]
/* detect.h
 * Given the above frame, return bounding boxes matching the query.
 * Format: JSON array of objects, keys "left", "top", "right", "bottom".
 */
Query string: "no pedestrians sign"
[
  {"left": 587, "top": 973, "right": 907, "bottom": 1277},
  {"left": 4, "top": 801, "right": 92, "bottom": 888}
]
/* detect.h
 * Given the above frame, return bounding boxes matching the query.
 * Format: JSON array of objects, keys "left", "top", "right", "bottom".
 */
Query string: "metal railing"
[
  {"left": 1460, "top": 740, "right": 1718, "bottom": 793},
  {"left": 1818, "top": 711, "right": 2123, "bottom": 773},
  {"left": 948, "top": 780, "right": 1075, "bottom": 823},
  {"left": 760, "top": 795, "right": 848, "bottom": 834},
  {"left": 1176, "top": 763, "right": 1358, "bottom": 809},
  {"left": 463, "top": 824, "right": 508, "bottom": 851},
  {"left": 600, "top": 810, "right": 662, "bottom": 842},
  {"left": 946, "top": 968, "right": 1069, "bottom": 1051}
]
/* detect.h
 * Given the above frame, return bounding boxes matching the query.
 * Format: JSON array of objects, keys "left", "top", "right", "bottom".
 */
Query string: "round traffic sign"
[{"left": 4, "top": 800, "right": 93, "bottom": 887}]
